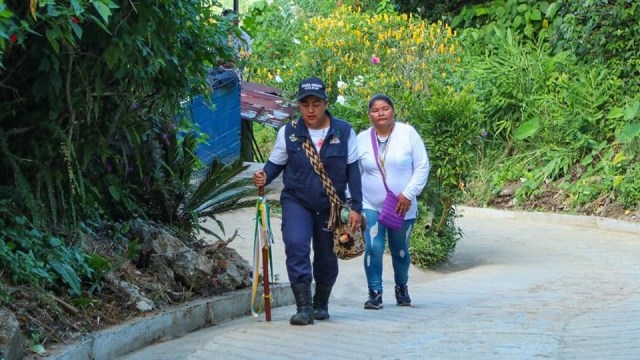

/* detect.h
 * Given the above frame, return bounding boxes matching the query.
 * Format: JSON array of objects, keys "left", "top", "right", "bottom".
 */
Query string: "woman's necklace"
[
  {"left": 376, "top": 134, "right": 389, "bottom": 155},
  {"left": 376, "top": 124, "right": 394, "bottom": 172}
]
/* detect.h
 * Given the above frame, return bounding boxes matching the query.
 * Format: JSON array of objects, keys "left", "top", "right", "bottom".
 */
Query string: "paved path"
[{"left": 119, "top": 207, "right": 640, "bottom": 360}]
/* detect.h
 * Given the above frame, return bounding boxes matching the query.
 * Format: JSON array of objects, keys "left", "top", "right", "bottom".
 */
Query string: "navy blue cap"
[{"left": 296, "top": 77, "right": 327, "bottom": 101}]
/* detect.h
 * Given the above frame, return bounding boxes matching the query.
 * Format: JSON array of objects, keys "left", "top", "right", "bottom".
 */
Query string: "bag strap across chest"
[{"left": 292, "top": 120, "right": 343, "bottom": 230}]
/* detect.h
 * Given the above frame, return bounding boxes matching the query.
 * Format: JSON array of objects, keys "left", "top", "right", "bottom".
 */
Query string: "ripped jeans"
[{"left": 362, "top": 209, "right": 416, "bottom": 292}]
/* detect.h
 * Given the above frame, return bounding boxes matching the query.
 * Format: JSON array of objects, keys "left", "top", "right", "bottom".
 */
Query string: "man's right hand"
[{"left": 253, "top": 170, "right": 266, "bottom": 187}]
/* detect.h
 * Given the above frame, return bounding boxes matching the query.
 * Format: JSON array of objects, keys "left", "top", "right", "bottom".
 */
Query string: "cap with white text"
[{"left": 296, "top": 77, "right": 327, "bottom": 101}]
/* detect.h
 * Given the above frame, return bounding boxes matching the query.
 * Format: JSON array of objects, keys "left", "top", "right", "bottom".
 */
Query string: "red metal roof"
[{"left": 240, "top": 81, "right": 298, "bottom": 128}]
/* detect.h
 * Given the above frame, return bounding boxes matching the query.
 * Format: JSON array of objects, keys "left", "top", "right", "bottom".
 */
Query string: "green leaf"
[
  {"left": 50, "top": 260, "right": 82, "bottom": 296},
  {"left": 623, "top": 101, "right": 639, "bottom": 121},
  {"left": 87, "top": 14, "right": 111, "bottom": 33},
  {"left": 513, "top": 15, "right": 523, "bottom": 29},
  {"left": 71, "top": 0, "right": 83, "bottom": 14},
  {"left": 108, "top": 185, "right": 120, "bottom": 200},
  {"left": 86, "top": 253, "right": 111, "bottom": 275},
  {"left": 45, "top": 28, "right": 60, "bottom": 53},
  {"left": 539, "top": 2, "right": 550, "bottom": 13},
  {"left": 616, "top": 123, "right": 640, "bottom": 143},
  {"left": 530, "top": 9, "right": 542, "bottom": 21},
  {"left": 30, "top": 343, "right": 46, "bottom": 355},
  {"left": 546, "top": 3, "right": 559, "bottom": 18},
  {"left": 71, "top": 23, "right": 83, "bottom": 39},
  {"left": 475, "top": 7, "right": 489, "bottom": 16},
  {"left": 46, "top": 5, "right": 61, "bottom": 17},
  {"left": 513, "top": 118, "right": 540, "bottom": 140},
  {"left": 612, "top": 152, "right": 626, "bottom": 165},
  {"left": 48, "top": 236, "right": 62, "bottom": 247},
  {"left": 1, "top": 8, "right": 13, "bottom": 18},
  {"left": 92, "top": 1, "right": 112, "bottom": 24},
  {"left": 607, "top": 107, "right": 624, "bottom": 119},
  {"left": 612, "top": 175, "right": 623, "bottom": 188}
]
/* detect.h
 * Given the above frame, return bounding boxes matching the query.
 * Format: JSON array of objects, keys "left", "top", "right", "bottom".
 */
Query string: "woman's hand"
[
  {"left": 396, "top": 194, "right": 411, "bottom": 216},
  {"left": 348, "top": 210, "right": 362, "bottom": 232},
  {"left": 253, "top": 170, "right": 266, "bottom": 187}
]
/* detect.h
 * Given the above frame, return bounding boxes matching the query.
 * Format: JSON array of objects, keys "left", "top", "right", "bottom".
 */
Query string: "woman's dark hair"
[{"left": 368, "top": 94, "right": 394, "bottom": 111}]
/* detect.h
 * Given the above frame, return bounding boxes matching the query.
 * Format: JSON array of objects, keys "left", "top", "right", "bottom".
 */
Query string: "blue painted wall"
[{"left": 189, "top": 70, "right": 241, "bottom": 164}]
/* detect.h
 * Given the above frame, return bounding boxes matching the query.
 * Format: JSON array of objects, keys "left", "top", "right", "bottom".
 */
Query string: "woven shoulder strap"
[{"left": 293, "top": 120, "right": 343, "bottom": 230}]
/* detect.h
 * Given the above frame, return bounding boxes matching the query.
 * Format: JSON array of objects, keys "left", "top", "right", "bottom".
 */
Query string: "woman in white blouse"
[{"left": 357, "top": 94, "right": 430, "bottom": 309}]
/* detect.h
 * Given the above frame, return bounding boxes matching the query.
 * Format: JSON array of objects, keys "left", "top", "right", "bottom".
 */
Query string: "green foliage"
[
  {"left": 612, "top": 100, "right": 640, "bottom": 144},
  {"left": 552, "top": 0, "right": 640, "bottom": 89},
  {"left": 393, "top": 0, "right": 470, "bottom": 22},
  {"left": 453, "top": 0, "right": 562, "bottom": 45},
  {"left": 415, "top": 84, "right": 480, "bottom": 232},
  {"left": 0, "top": 210, "right": 91, "bottom": 296},
  {"left": 178, "top": 158, "right": 258, "bottom": 239},
  {"left": 0, "top": 1, "right": 15, "bottom": 63},
  {"left": 465, "top": 31, "right": 565, "bottom": 147},
  {"left": 84, "top": 253, "right": 118, "bottom": 294},
  {"left": 248, "top": 5, "right": 463, "bottom": 128},
  {"left": 27, "top": 327, "right": 46, "bottom": 355},
  {"left": 1, "top": 0, "right": 230, "bottom": 227},
  {"left": 614, "top": 163, "right": 640, "bottom": 209},
  {"left": 0, "top": 0, "right": 258, "bottom": 301},
  {"left": 0, "top": 279, "right": 13, "bottom": 306},
  {"left": 242, "top": 0, "right": 304, "bottom": 84},
  {"left": 456, "top": 2, "right": 638, "bottom": 214},
  {"left": 411, "top": 202, "right": 462, "bottom": 268}
]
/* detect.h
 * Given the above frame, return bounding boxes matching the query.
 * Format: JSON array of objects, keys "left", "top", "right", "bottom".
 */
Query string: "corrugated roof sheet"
[{"left": 240, "top": 81, "right": 298, "bottom": 128}]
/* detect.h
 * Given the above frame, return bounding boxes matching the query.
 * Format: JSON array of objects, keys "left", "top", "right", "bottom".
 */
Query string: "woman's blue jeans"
[{"left": 362, "top": 209, "right": 415, "bottom": 292}]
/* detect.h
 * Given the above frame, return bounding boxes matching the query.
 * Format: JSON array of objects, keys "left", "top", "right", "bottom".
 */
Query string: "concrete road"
[{"left": 119, "top": 207, "right": 640, "bottom": 360}]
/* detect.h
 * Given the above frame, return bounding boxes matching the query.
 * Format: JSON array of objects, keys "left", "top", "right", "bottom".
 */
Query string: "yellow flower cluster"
[
  {"left": 248, "top": 6, "right": 462, "bottom": 118},
  {"left": 297, "top": 7, "right": 460, "bottom": 100}
]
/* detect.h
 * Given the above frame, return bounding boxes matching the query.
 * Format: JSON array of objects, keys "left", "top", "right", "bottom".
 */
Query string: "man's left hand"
[{"left": 348, "top": 210, "right": 362, "bottom": 232}]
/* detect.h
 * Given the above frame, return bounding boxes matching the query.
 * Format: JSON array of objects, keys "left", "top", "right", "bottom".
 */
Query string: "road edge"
[
  {"left": 457, "top": 206, "right": 640, "bottom": 235},
  {"left": 42, "top": 283, "right": 294, "bottom": 360}
]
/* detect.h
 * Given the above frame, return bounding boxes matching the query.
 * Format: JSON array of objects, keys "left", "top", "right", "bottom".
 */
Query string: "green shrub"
[
  {"left": 0, "top": 0, "right": 257, "bottom": 297},
  {"left": 1, "top": 0, "right": 230, "bottom": 227},
  {"left": 453, "top": 0, "right": 563, "bottom": 47},
  {"left": 553, "top": 0, "right": 640, "bottom": 89},
  {"left": 0, "top": 213, "right": 90, "bottom": 296},
  {"left": 411, "top": 202, "right": 462, "bottom": 268}
]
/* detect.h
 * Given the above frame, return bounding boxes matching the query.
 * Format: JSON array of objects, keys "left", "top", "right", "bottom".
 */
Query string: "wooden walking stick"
[{"left": 258, "top": 186, "right": 272, "bottom": 322}]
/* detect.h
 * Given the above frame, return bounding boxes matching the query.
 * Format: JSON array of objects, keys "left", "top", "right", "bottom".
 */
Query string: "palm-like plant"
[
  {"left": 168, "top": 132, "right": 259, "bottom": 240},
  {"left": 179, "top": 159, "right": 258, "bottom": 240}
]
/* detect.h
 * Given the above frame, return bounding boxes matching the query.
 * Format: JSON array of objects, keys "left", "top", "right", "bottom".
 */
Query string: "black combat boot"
[
  {"left": 313, "top": 283, "right": 333, "bottom": 320},
  {"left": 364, "top": 289, "right": 383, "bottom": 310},
  {"left": 290, "top": 283, "right": 314, "bottom": 325},
  {"left": 395, "top": 284, "right": 411, "bottom": 306}
]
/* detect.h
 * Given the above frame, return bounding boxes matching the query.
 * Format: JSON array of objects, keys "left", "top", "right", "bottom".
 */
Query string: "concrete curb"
[
  {"left": 457, "top": 206, "right": 640, "bottom": 235},
  {"left": 43, "top": 283, "right": 294, "bottom": 360}
]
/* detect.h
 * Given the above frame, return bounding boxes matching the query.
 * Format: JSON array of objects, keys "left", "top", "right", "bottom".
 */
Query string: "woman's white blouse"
[{"left": 356, "top": 122, "right": 430, "bottom": 219}]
